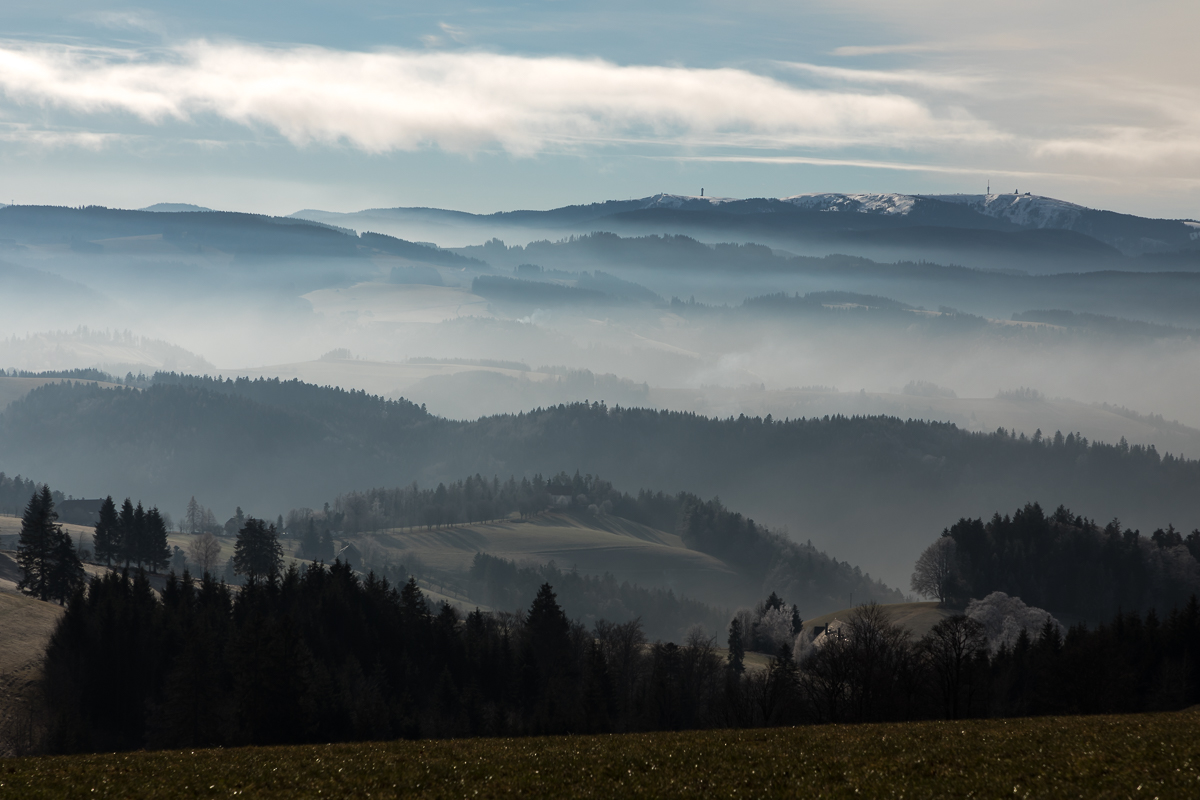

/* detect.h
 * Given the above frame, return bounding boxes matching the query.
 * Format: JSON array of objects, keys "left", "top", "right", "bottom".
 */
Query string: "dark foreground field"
[{"left": 3, "top": 710, "right": 1199, "bottom": 799}]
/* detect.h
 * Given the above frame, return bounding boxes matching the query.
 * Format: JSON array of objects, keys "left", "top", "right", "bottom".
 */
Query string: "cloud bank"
[{"left": 0, "top": 40, "right": 991, "bottom": 155}]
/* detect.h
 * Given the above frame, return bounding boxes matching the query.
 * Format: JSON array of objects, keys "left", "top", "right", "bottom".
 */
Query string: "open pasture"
[
  {"left": 3, "top": 710, "right": 1198, "bottom": 798},
  {"left": 354, "top": 512, "right": 747, "bottom": 599}
]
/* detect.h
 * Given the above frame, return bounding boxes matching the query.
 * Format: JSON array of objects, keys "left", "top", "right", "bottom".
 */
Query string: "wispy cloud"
[
  {"left": 776, "top": 61, "right": 981, "bottom": 92},
  {"left": 659, "top": 153, "right": 1103, "bottom": 182},
  {"left": 0, "top": 40, "right": 995, "bottom": 156},
  {"left": 80, "top": 11, "right": 166, "bottom": 35}
]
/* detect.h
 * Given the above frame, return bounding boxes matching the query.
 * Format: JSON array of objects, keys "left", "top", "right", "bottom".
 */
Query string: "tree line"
[
  {"left": 0, "top": 472, "right": 62, "bottom": 518},
  {"left": 914, "top": 502, "right": 1200, "bottom": 621},
  {"left": 314, "top": 470, "right": 902, "bottom": 612},
  {"left": 93, "top": 496, "right": 171, "bottom": 572},
  {"left": 36, "top": 560, "right": 1200, "bottom": 754}
]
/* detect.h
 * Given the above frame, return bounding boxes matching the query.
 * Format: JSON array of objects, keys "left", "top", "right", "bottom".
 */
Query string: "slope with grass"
[
  {"left": 353, "top": 510, "right": 750, "bottom": 601},
  {"left": 0, "top": 590, "right": 63, "bottom": 755},
  {"left": 4, "top": 710, "right": 1199, "bottom": 798},
  {"left": 802, "top": 601, "right": 956, "bottom": 640}
]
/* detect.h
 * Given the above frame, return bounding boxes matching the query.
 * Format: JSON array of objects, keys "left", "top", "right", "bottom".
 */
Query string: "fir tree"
[
  {"left": 727, "top": 617, "right": 745, "bottom": 674},
  {"left": 17, "top": 485, "right": 83, "bottom": 604},
  {"left": 132, "top": 502, "right": 147, "bottom": 568},
  {"left": 47, "top": 518, "right": 85, "bottom": 604},
  {"left": 118, "top": 498, "right": 136, "bottom": 567},
  {"left": 145, "top": 507, "right": 172, "bottom": 573},
  {"left": 16, "top": 488, "right": 54, "bottom": 601},
  {"left": 93, "top": 496, "right": 120, "bottom": 566},
  {"left": 232, "top": 517, "right": 283, "bottom": 584}
]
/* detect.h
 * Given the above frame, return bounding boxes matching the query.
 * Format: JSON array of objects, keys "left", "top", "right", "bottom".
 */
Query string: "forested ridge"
[
  {"left": 3, "top": 375, "right": 1199, "bottom": 591},
  {"left": 323, "top": 471, "right": 903, "bottom": 612},
  {"left": 930, "top": 502, "right": 1200, "bottom": 621}
]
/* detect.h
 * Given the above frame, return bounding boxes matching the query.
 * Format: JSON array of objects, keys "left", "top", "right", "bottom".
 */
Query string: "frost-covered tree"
[{"left": 965, "top": 591, "right": 1063, "bottom": 652}]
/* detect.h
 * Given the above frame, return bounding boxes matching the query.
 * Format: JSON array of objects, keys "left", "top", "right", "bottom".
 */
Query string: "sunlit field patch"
[{"left": 3, "top": 710, "right": 1198, "bottom": 799}]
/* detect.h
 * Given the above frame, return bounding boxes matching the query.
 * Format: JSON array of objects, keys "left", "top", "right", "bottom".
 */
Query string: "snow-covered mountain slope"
[
  {"left": 780, "top": 193, "right": 917, "bottom": 215},
  {"left": 638, "top": 193, "right": 740, "bottom": 209},
  {"left": 927, "top": 194, "right": 1088, "bottom": 229}
]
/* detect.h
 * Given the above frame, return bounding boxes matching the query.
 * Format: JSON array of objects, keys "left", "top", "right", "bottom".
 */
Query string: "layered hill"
[
  {"left": 293, "top": 192, "right": 1200, "bottom": 272},
  {"left": 2, "top": 375, "right": 1199, "bottom": 589}
]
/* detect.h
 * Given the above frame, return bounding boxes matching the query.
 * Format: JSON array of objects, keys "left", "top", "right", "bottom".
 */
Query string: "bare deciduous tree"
[
  {"left": 920, "top": 615, "right": 988, "bottom": 719},
  {"left": 188, "top": 532, "right": 221, "bottom": 576},
  {"left": 911, "top": 536, "right": 964, "bottom": 603}
]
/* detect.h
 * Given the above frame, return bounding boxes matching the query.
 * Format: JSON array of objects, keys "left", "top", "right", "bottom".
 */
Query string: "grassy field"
[
  {"left": 0, "top": 591, "right": 62, "bottom": 756},
  {"left": 354, "top": 512, "right": 746, "bottom": 600},
  {"left": 2, "top": 710, "right": 1198, "bottom": 798}
]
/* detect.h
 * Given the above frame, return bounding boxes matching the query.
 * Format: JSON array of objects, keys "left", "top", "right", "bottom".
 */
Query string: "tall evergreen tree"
[
  {"left": 93, "top": 496, "right": 120, "bottom": 566},
  {"left": 47, "top": 519, "right": 85, "bottom": 604},
  {"left": 132, "top": 502, "right": 147, "bottom": 568},
  {"left": 232, "top": 517, "right": 283, "bottom": 584},
  {"left": 145, "top": 507, "right": 172, "bottom": 573},
  {"left": 17, "top": 485, "right": 83, "bottom": 604},
  {"left": 118, "top": 498, "right": 136, "bottom": 567},
  {"left": 727, "top": 617, "right": 745, "bottom": 674},
  {"left": 16, "top": 488, "right": 54, "bottom": 601}
]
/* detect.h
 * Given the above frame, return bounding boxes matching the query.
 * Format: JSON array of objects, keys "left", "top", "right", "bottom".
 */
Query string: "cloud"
[
  {"left": 776, "top": 61, "right": 981, "bottom": 92},
  {"left": 0, "top": 40, "right": 995, "bottom": 156},
  {"left": 82, "top": 11, "right": 166, "bottom": 35},
  {"left": 659, "top": 153, "right": 1093, "bottom": 182}
]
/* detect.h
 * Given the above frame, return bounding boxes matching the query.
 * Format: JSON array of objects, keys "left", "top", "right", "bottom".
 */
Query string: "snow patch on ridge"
[
  {"left": 640, "top": 193, "right": 739, "bottom": 209},
  {"left": 929, "top": 193, "right": 1087, "bottom": 229},
  {"left": 781, "top": 193, "right": 917, "bottom": 215}
]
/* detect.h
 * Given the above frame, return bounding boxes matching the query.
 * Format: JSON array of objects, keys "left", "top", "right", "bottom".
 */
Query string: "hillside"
[
  {"left": 0, "top": 586, "right": 63, "bottom": 755},
  {"left": 2, "top": 375, "right": 1200, "bottom": 591},
  {"left": 350, "top": 510, "right": 749, "bottom": 601},
  {"left": 803, "top": 601, "right": 955, "bottom": 640}
]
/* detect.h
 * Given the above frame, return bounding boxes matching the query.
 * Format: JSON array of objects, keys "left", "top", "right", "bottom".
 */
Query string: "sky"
[{"left": 0, "top": 1, "right": 1197, "bottom": 219}]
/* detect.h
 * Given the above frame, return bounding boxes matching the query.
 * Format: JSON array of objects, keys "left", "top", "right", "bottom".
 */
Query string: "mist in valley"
[{"left": 3, "top": 200, "right": 1200, "bottom": 602}]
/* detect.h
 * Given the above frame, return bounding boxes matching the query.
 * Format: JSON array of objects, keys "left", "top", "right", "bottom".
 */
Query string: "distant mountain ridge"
[{"left": 294, "top": 192, "right": 1200, "bottom": 262}]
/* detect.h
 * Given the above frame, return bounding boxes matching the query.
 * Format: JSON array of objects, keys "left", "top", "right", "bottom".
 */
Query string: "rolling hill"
[{"left": 1, "top": 374, "right": 1199, "bottom": 591}]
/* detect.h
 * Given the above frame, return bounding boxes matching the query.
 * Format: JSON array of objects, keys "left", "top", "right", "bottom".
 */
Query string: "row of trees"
[
  {"left": 37, "top": 561, "right": 1200, "bottom": 753},
  {"left": 93, "top": 497, "right": 171, "bottom": 571},
  {"left": 0, "top": 473, "right": 62, "bottom": 518},
  {"left": 912, "top": 502, "right": 1200, "bottom": 620}
]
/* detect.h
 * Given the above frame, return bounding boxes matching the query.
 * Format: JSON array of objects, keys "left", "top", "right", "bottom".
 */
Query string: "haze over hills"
[
  {"left": 3, "top": 374, "right": 1199, "bottom": 593},
  {"left": 4, "top": 193, "right": 1200, "bottom": 596},
  {"left": 292, "top": 191, "right": 1200, "bottom": 271}
]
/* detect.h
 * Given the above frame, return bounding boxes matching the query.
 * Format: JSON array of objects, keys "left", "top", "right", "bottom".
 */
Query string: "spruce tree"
[
  {"left": 132, "top": 502, "right": 147, "bottom": 568},
  {"left": 17, "top": 485, "right": 83, "bottom": 604},
  {"left": 232, "top": 517, "right": 283, "bottom": 584},
  {"left": 93, "top": 496, "right": 120, "bottom": 566},
  {"left": 47, "top": 520, "right": 85, "bottom": 604},
  {"left": 16, "top": 488, "right": 53, "bottom": 601},
  {"left": 118, "top": 498, "right": 136, "bottom": 567},
  {"left": 145, "top": 507, "right": 172, "bottom": 573},
  {"left": 727, "top": 617, "right": 745, "bottom": 674}
]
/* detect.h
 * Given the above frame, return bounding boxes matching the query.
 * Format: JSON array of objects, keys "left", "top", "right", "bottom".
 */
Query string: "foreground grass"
[{"left": 3, "top": 711, "right": 1199, "bottom": 799}]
